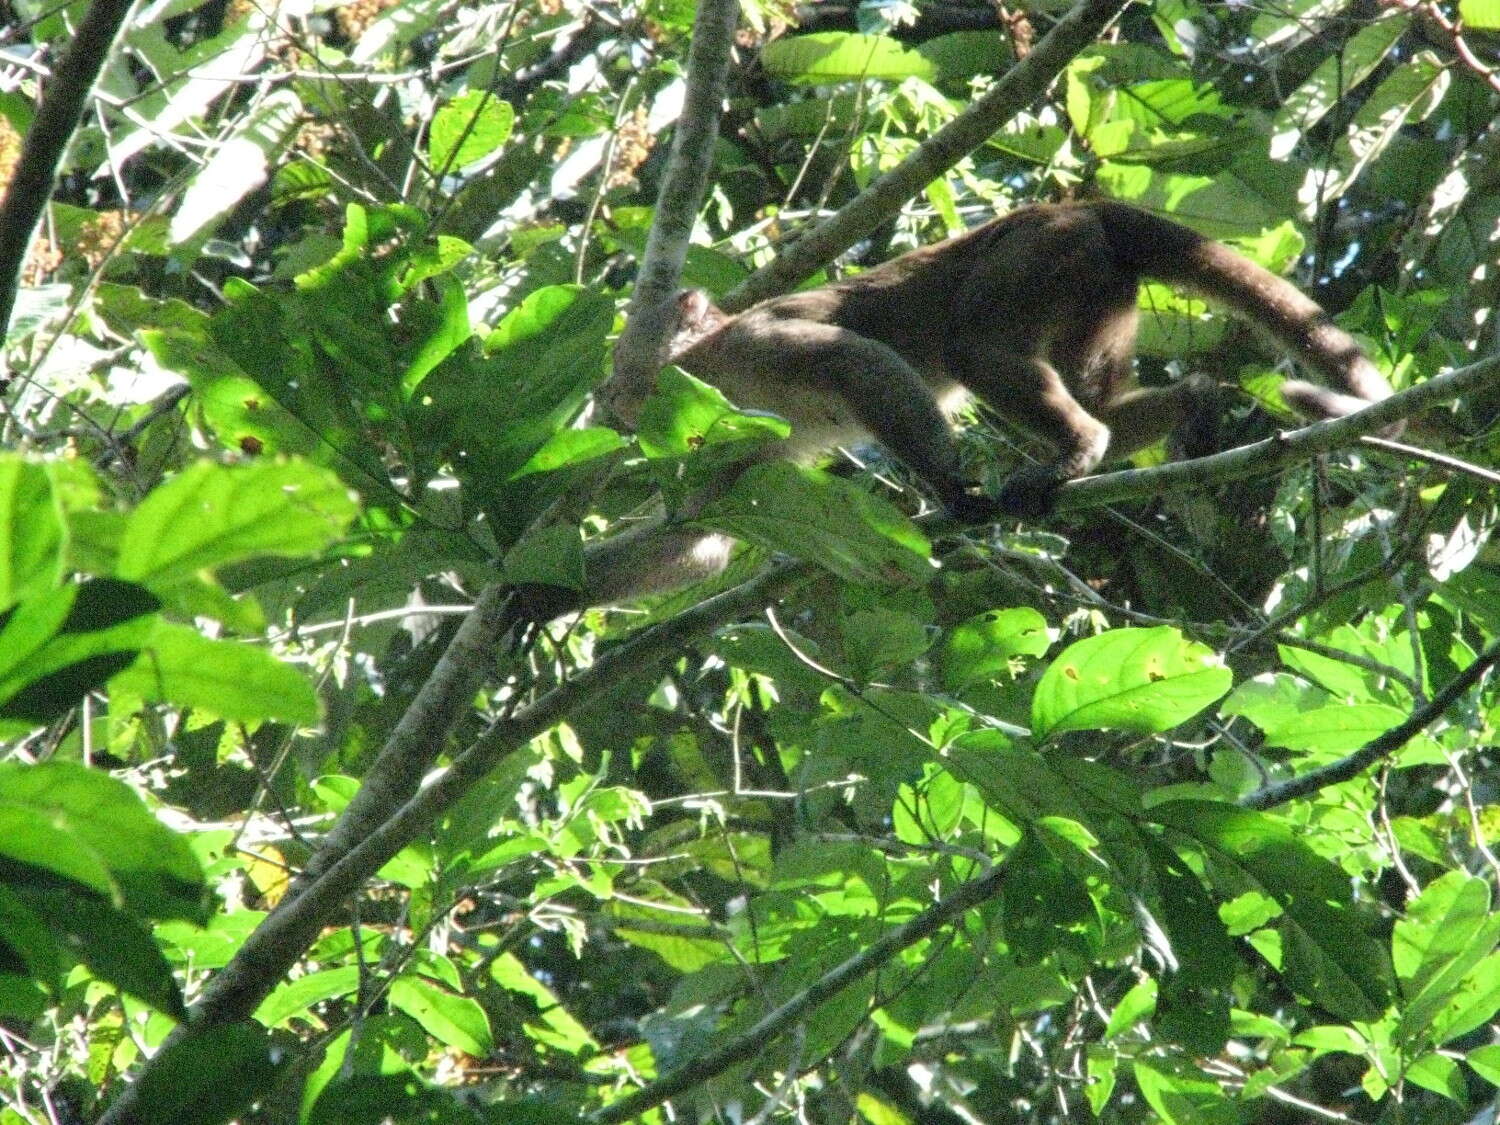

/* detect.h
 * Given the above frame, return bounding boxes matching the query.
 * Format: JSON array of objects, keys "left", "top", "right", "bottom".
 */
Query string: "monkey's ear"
[{"left": 677, "top": 288, "right": 713, "bottom": 321}]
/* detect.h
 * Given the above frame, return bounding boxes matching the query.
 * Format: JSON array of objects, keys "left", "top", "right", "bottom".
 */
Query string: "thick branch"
[
  {"left": 590, "top": 858, "right": 1007, "bottom": 1124},
  {"left": 95, "top": 562, "right": 809, "bottom": 1125},
  {"left": 722, "top": 0, "right": 1127, "bottom": 311},
  {"left": 0, "top": 0, "right": 136, "bottom": 351},
  {"left": 1241, "top": 639, "right": 1500, "bottom": 810},
  {"left": 1056, "top": 354, "right": 1499, "bottom": 511},
  {"left": 611, "top": 0, "right": 740, "bottom": 389}
]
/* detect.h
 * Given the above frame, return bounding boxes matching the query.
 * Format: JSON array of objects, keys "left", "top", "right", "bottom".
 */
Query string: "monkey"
[{"left": 517, "top": 200, "right": 1399, "bottom": 625}]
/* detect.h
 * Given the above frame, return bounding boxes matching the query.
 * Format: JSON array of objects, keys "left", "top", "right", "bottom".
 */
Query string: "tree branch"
[
  {"left": 1056, "top": 354, "right": 1499, "bottom": 511},
  {"left": 722, "top": 0, "right": 1128, "bottom": 311},
  {"left": 610, "top": 0, "right": 740, "bottom": 393},
  {"left": 94, "top": 562, "right": 811, "bottom": 1125},
  {"left": 589, "top": 858, "right": 1008, "bottom": 1123},
  {"left": 0, "top": 0, "right": 136, "bottom": 353},
  {"left": 1241, "top": 638, "right": 1500, "bottom": 810}
]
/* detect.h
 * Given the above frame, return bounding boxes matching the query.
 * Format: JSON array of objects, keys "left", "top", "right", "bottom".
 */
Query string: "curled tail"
[{"left": 1090, "top": 201, "right": 1396, "bottom": 424}]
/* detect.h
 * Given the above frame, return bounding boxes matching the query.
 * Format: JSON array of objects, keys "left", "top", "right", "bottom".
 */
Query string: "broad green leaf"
[
  {"left": 1269, "top": 16, "right": 1406, "bottom": 158},
  {"left": 1132, "top": 1056, "right": 1239, "bottom": 1125},
  {"left": 129, "top": 1022, "right": 284, "bottom": 1125},
  {"left": 1153, "top": 801, "right": 1393, "bottom": 1021},
  {"left": 509, "top": 427, "right": 624, "bottom": 478},
  {"left": 489, "top": 953, "right": 596, "bottom": 1054},
  {"left": 1247, "top": 702, "right": 1407, "bottom": 754},
  {"left": 842, "top": 608, "right": 930, "bottom": 682},
  {"left": 388, "top": 976, "right": 493, "bottom": 1055},
  {"left": 701, "top": 463, "right": 931, "bottom": 586},
  {"left": 0, "top": 458, "right": 64, "bottom": 610},
  {"left": 1031, "top": 627, "right": 1230, "bottom": 740},
  {"left": 1305, "top": 51, "right": 1449, "bottom": 208},
  {"left": 637, "top": 367, "right": 789, "bottom": 462},
  {"left": 18, "top": 886, "right": 186, "bottom": 1019},
  {"left": 0, "top": 885, "right": 60, "bottom": 994},
  {"left": 1468, "top": 1043, "right": 1500, "bottom": 1086},
  {"left": 117, "top": 460, "right": 355, "bottom": 588},
  {"left": 428, "top": 91, "right": 514, "bottom": 171},
  {"left": 0, "top": 578, "right": 160, "bottom": 729},
  {"left": 256, "top": 966, "right": 361, "bottom": 1027},
  {"left": 301, "top": 1017, "right": 431, "bottom": 1125},
  {"left": 940, "top": 606, "right": 1050, "bottom": 691},
  {"left": 113, "top": 621, "right": 320, "bottom": 724},
  {"left": 1424, "top": 952, "right": 1500, "bottom": 1046},
  {"left": 1393, "top": 873, "right": 1495, "bottom": 995},
  {"left": 170, "top": 89, "right": 300, "bottom": 246},
  {"left": 0, "top": 762, "right": 206, "bottom": 920},
  {"left": 501, "top": 524, "right": 584, "bottom": 591},
  {"left": 1406, "top": 1052, "right": 1466, "bottom": 1101},
  {"left": 761, "top": 32, "right": 936, "bottom": 83},
  {"left": 1143, "top": 837, "right": 1239, "bottom": 990},
  {"left": 1461, "top": 0, "right": 1500, "bottom": 26},
  {"left": 412, "top": 285, "right": 613, "bottom": 499},
  {"left": 1104, "top": 977, "right": 1157, "bottom": 1040}
]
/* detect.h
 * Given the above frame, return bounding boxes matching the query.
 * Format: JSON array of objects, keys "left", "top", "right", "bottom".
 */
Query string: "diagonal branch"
[
  {"left": 722, "top": 0, "right": 1128, "bottom": 311},
  {"left": 1056, "top": 355, "right": 1499, "bottom": 511},
  {"left": 1241, "top": 639, "right": 1500, "bottom": 811},
  {"left": 0, "top": 0, "right": 137, "bottom": 352},
  {"left": 611, "top": 0, "right": 741, "bottom": 392},
  {"left": 590, "top": 857, "right": 1008, "bottom": 1123}
]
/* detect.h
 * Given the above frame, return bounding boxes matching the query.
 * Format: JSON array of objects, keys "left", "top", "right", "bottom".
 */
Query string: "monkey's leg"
[
  {"left": 510, "top": 521, "right": 738, "bottom": 625},
  {"left": 1098, "top": 376, "right": 1219, "bottom": 459},
  {"left": 956, "top": 354, "right": 1113, "bottom": 517},
  {"left": 699, "top": 317, "right": 990, "bottom": 519}
]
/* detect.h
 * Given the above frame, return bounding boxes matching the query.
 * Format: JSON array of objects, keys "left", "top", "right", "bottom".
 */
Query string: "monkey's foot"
[
  {"left": 995, "top": 467, "right": 1063, "bottom": 518},
  {"left": 943, "top": 489, "right": 1005, "bottom": 525}
]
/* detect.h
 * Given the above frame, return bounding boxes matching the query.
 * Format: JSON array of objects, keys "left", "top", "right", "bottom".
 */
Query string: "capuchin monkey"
[{"left": 518, "top": 200, "right": 1398, "bottom": 625}]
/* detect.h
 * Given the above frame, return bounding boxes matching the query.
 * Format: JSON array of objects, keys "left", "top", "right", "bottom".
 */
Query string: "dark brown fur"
[
  {"left": 608, "top": 200, "right": 1396, "bottom": 519},
  {"left": 521, "top": 201, "right": 1402, "bottom": 624}
]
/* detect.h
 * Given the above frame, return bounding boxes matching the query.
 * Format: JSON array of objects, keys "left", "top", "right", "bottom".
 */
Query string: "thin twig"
[
  {"left": 1241, "top": 639, "right": 1500, "bottom": 810},
  {"left": 0, "top": 0, "right": 138, "bottom": 354}
]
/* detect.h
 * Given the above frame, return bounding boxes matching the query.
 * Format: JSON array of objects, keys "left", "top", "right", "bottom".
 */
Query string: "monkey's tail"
[{"left": 1091, "top": 201, "right": 1397, "bottom": 423}]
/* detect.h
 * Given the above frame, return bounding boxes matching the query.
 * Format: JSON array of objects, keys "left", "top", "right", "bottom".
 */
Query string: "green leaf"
[
  {"left": 428, "top": 91, "right": 514, "bottom": 171},
  {"left": 129, "top": 1022, "right": 285, "bottom": 1125},
  {"left": 1268, "top": 15, "right": 1407, "bottom": 159},
  {"left": 1393, "top": 873, "right": 1496, "bottom": 996},
  {"left": 940, "top": 606, "right": 1050, "bottom": 691},
  {"left": 1316, "top": 51, "right": 1449, "bottom": 204},
  {"left": 501, "top": 524, "right": 585, "bottom": 591},
  {"left": 1461, "top": 0, "right": 1500, "bottom": 26},
  {"left": 761, "top": 32, "right": 936, "bottom": 84},
  {"left": 1467, "top": 1043, "right": 1500, "bottom": 1086},
  {"left": 1424, "top": 952, "right": 1500, "bottom": 1046},
  {"left": 117, "top": 460, "right": 356, "bottom": 588},
  {"left": 18, "top": 886, "right": 187, "bottom": 1019},
  {"left": 1405, "top": 1052, "right": 1466, "bottom": 1101},
  {"left": 112, "top": 621, "right": 320, "bottom": 724},
  {"left": 256, "top": 965, "right": 360, "bottom": 1028},
  {"left": 0, "top": 579, "right": 160, "bottom": 728},
  {"left": 842, "top": 608, "right": 930, "bottom": 682},
  {"left": 636, "top": 366, "right": 789, "bottom": 462},
  {"left": 1104, "top": 977, "right": 1157, "bottom": 1039},
  {"left": 0, "top": 458, "right": 65, "bottom": 611},
  {"left": 701, "top": 463, "right": 931, "bottom": 586},
  {"left": 1153, "top": 801, "right": 1393, "bottom": 1021},
  {"left": 0, "top": 762, "right": 207, "bottom": 920},
  {"left": 1030, "top": 627, "right": 1231, "bottom": 740},
  {"left": 1132, "top": 1056, "right": 1241, "bottom": 1125},
  {"left": 388, "top": 976, "right": 493, "bottom": 1055}
]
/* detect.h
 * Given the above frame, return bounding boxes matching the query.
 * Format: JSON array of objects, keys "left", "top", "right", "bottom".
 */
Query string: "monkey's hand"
[{"left": 994, "top": 466, "right": 1064, "bottom": 518}]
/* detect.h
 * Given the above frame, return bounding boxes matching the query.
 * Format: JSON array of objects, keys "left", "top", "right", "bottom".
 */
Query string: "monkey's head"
[
  {"left": 600, "top": 290, "right": 730, "bottom": 429},
  {"left": 666, "top": 289, "right": 729, "bottom": 360}
]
